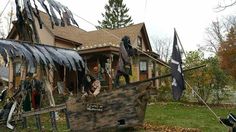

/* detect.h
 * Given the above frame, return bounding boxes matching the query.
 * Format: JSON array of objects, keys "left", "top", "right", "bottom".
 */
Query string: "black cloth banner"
[{"left": 170, "top": 30, "right": 185, "bottom": 100}]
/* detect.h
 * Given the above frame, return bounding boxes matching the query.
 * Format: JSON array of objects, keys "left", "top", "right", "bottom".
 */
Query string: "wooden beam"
[
  {"left": 121, "top": 65, "right": 206, "bottom": 88},
  {"left": 21, "top": 104, "right": 66, "bottom": 117}
]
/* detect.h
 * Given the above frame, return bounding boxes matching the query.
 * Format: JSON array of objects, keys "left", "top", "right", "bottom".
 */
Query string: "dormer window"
[{"left": 137, "top": 36, "right": 142, "bottom": 49}]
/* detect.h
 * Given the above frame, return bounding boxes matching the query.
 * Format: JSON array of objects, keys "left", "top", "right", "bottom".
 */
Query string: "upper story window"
[{"left": 137, "top": 36, "right": 142, "bottom": 49}]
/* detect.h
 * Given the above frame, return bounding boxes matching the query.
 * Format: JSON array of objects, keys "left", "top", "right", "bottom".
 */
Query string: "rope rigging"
[{"left": 71, "top": 7, "right": 227, "bottom": 129}]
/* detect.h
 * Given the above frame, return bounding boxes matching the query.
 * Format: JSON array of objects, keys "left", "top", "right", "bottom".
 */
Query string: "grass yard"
[
  {"left": 145, "top": 102, "right": 236, "bottom": 132},
  {"left": 0, "top": 101, "right": 235, "bottom": 131}
]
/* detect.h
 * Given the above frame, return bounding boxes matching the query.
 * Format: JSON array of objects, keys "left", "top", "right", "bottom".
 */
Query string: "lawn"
[
  {"left": 145, "top": 102, "right": 236, "bottom": 132},
  {"left": 0, "top": 102, "right": 235, "bottom": 131}
]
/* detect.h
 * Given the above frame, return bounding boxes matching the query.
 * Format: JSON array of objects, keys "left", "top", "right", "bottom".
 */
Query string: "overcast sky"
[{"left": 1, "top": 0, "right": 236, "bottom": 52}]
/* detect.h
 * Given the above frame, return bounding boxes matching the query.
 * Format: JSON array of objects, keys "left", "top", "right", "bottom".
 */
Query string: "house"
[{"left": 7, "top": 11, "right": 167, "bottom": 91}]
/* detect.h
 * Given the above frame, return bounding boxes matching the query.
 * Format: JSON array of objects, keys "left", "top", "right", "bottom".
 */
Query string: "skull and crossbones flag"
[{"left": 170, "top": 30, "right": 185, "bottom": 100}]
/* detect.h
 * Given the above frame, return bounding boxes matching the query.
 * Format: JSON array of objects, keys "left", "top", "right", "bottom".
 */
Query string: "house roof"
[
  {"left": 78, "top": 23, "right": 144, "bottom": 48},
  {"left": 39, "top": 11, "right": 148, "bottom": 50},
  {"left": 39, "top": 11, "right": 86, "bottom": 45},
  {"left": 8, "top": 11, "right": 152, "bottom": 52}
]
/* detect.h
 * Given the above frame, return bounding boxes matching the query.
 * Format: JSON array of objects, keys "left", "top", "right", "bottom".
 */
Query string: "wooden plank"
[{"left": 21, "top": 104, "right": 66, "bottom": 117}]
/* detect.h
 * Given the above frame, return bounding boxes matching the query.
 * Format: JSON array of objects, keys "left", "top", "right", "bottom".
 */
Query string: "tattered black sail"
[
  {"left": 14, "top": 0, "right": 79, "bottom": 42},
  {"left": 0, "top": 39, "right": 84, "bottom": 73}
]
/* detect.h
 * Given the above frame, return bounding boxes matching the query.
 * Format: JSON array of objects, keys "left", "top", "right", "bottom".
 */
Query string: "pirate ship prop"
[{"left": 0, "top": 0, "right": 204, "bottom": 131}]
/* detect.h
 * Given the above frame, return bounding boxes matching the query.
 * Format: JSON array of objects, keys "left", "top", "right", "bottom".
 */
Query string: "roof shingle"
[{"left": 40, "top": 11, "right": 144, "bottom": 47}]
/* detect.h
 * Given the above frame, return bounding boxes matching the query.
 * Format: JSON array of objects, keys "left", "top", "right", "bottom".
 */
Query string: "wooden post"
[
  {"left": 49, "top": 111, "right": 57, "bottom": 131},
  {"left": 64, "top": 109, "right": 70, "bottom": 129},
  {"left": 35, "top": 114, "right": 42, "bottom": 131},
  {"left": 154, "top": 63, "right": 159, "bottom": 88},
  {"left": 20, "top": 62, "right": 28, "bottom": 128},
  {"left": 45, "top": 66, "right": 57, "bottom": 131},
  {"left": 63, "top": 66, "right": 67, "bottom": 93},
  {"left": 22, "top": 117, "right": 27, "bottom": 128},
  {"left": 36, "top": 65, "right": 42, "bottom": 79},
  {"left": 108, "top": 54, "right": 113, "bottom": 90},
  {"left": 75, "top": 70, "right": 78, "bottom": 95},
  {"left": 34, "top": 65, "right": 42, "bottom": 131},
  {"left": 20, "top": 63, "right": 26, "bottom": 81},
  {"left": 8, "top": 59, "right": 14, "bottom": 97},
  {"left": 45, "top": 66, "right": 56, "bottom": 106},
  {"left": 96, "top": 58, "right": 99, "bottom": 79}
]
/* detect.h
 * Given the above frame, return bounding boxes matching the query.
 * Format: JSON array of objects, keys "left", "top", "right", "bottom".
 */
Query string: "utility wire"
[
  {"left": 0, "top": 0, "right": 11, "bottom": 17},
  {"left": 143, "top": 0, "right": 147, "bottom": 21},
  {"left": 73, "top": 14, "right": 120, "bottom": 40}
]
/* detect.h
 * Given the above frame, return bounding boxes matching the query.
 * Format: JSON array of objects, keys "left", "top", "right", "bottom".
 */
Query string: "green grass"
[
  {"left": 1, "top": 102, "right": 235, "bottom": 131},
  {"left": 145, "top": 102, "right": 236, "bottom": 132}
]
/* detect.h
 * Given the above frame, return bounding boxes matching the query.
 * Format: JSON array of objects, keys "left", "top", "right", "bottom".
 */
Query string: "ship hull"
[{"left": 66, "top": 82, "right": 152, "bottom": 131}]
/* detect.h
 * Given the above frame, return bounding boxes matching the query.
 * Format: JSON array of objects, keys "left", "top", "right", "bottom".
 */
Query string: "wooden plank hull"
[{"left": 66, "top": 82, "right": 152, "bottom": 131}]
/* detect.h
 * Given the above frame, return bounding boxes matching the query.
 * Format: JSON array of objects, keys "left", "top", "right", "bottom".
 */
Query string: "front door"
[{"left": 139, "top": 60, "right": 148, "bottom": 81}]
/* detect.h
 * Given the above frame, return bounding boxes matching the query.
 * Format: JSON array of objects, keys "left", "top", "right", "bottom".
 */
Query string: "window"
[
  {"left": 139, "top": 61, "right": 147, "bottom": 72},
  {"left": 137, "top": 36, "right": 142, "bottom": 49}
]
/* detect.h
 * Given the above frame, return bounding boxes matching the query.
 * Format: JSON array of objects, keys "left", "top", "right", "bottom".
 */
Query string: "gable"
[{"left": 34, "top": 19, "right": 55, "bottom": 45}]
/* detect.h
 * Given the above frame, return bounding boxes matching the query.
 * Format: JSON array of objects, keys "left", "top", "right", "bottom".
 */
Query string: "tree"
[
  {"left": 205, "top": 57, "right": 230, "bottom": 104},
  {"left": 199, "top": 16, "right": 236, "bottom": 54},
  {"left": 97, "top": 0, "right": 133, "bottom": 29},
  {"left": 201, "top": 19, "right": 225, "bottom": 54},
  {"left": 184, "top": 51, "right": 230, "bottom": 104},
  {"left": 218, "top": 27, "right": 236, "bottom": 80},
  {"left": 152, "top": 36, "right": 172, "bottom": 62},
  {"left": 184, "top": 51, "right": 210, "bottom": 102},
  {"left": 151, "top": 36, "right": 173, "bottom": 100}
]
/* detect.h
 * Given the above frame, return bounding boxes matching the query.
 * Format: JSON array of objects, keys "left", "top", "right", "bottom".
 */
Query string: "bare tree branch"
[
  {"left": 201, "top": 16, "right": 236, "bottom": 54},
  {"left": 152, "top": 36, "right": 172, "bottom": 62},
  {"left": 215, "top": 0, "right": 236, "bottom": 12}
]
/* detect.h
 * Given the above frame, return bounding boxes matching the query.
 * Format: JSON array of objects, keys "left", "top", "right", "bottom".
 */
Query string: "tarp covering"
[{"left": 0, "top": 39, "right": 84, "bottom": 73}]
